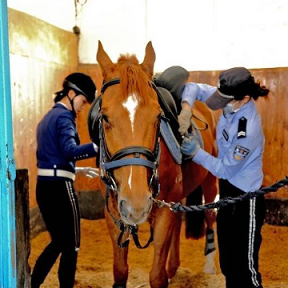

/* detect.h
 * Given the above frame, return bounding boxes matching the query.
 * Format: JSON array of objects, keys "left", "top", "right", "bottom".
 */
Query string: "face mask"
[{"left": 223, "top": 101, "right": 241, "bottom": 115}]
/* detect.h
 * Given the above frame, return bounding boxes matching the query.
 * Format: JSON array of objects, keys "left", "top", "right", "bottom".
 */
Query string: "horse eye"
[
  {"left": 102, "top": 114, "right": 112, "bottom": 129},
  {"left": 102, "top": 114, "right": 109, "bottom": 123}
]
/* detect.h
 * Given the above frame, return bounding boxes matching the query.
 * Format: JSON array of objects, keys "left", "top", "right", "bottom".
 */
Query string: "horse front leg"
[
  {"left": 167, "top": 211, "right": 182, "bottom": 280},
  {"left": 105, "top": 210, "right": 129, "bottom": 288},
  {"left": 150, "top": 207, "right": 175, "bottom": 288}
]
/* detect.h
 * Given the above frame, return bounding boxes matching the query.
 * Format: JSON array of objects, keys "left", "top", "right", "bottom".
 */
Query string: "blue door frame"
[{"left": 0, "top": 0, "right": 17, "bottom": 287}]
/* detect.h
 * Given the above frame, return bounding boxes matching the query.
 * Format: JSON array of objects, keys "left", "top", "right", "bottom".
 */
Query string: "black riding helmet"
[
  {"left": 54, "top": 73, "right": 96, "bottom": 104},
  {"left": 63, "top": 73, "right": 96, "bottom": 104},
  {"left": 54, "top": 73, "right": 96, "bottom": 117}
]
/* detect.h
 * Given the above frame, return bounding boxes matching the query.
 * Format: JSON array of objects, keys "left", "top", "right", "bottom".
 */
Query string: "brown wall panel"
[
  {"left": 8, "top": 8, "right": 78, "bottom": 66},
  {"left": 9, "top": 9, "right": 79, "bottom": 207}
]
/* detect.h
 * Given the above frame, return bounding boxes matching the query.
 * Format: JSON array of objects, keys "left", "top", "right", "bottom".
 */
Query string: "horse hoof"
[{"left": 113, "top": 284, "right": 126, "bottom": 288}]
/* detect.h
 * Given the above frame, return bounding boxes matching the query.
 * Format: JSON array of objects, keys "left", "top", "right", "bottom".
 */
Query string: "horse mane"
[{"left": 117, "top": 54, "right": 153, "bottom": 104}]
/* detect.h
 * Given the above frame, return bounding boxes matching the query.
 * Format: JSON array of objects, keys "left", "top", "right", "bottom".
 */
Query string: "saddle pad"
[
  {"left": 190, "top": 118, "right": 204, "bottom": 149},
  {"left": 160, "top": 120, "right": 182, "bottom": 165},
  {"left": 182, "top": 117, "right": 204, "bottom": 162}
]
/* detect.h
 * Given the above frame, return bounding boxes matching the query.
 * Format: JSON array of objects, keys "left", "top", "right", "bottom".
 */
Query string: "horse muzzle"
[{"left": 119, "top": 196, "right": 152, "bottom": 225}]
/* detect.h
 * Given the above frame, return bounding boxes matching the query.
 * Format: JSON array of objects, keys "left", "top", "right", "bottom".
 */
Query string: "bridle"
[
  {"left": 98, "top": 78, "right": 161, "bottom": 197},
  {"left": 96, "top": 78, "right": 163, "bottom": 248}
]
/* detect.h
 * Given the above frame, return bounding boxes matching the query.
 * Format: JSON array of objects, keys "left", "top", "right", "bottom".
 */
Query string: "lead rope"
[{"left": 153, "top": 177, "right": 288, "bottom": 213}]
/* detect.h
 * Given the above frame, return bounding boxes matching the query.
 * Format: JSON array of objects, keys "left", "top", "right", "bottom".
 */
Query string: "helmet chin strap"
[{"left": 68, "top": 95, "right": 77, "bottom": 118}]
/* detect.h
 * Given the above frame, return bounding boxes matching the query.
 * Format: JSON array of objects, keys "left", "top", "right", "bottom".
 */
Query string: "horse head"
[{"left": 96, "top": 41, "right": 161, "bottom": 225}]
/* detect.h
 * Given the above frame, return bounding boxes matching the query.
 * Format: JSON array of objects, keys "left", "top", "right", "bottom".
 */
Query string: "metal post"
[{"left": 0, "top": 0, "right": 17, "bottom": 287}]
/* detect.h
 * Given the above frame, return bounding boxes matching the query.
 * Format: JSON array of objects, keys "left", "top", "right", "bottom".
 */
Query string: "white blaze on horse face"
[
  {"left": 122, "top": 94, "right": 138, "bottom": 190},
  {"left": 128, "top": 167, "right": 132, "bottom": 190},
  {"left": 122, "top": 93, "right": 139, "bottom": 135}
]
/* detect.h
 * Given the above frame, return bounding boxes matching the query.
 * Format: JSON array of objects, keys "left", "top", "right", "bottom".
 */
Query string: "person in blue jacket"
[
  {"left": 178, "top": 67, "right": 270, "bottom": 288},
  {"left": 31, "top": 73, "right": 99, "bottom": 288}
]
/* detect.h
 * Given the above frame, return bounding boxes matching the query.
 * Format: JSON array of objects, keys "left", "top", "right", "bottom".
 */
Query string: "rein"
[{"left": 98, "top": 78, "right": 161, "bottom": 249}]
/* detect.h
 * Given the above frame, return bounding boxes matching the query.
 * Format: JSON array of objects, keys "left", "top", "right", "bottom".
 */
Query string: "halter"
[
  {"left": 99, "top": 78, "right": 161, "bottom": 197},
  {"left": 97, "top": 78, "right": 162, "bottom": 248}
]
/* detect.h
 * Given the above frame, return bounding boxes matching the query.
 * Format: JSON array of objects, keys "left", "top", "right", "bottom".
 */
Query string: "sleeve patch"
[
  {"left": 237, "top": 117, "right": 247, "bottom": 139},
  {"left": 222, "top": 129, "right": 229, "bottom": 141},
  {"left": 234, "top": 145, "right": 250, "bottom": 160}
]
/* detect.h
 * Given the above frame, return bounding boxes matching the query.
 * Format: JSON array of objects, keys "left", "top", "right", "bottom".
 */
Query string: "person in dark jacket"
[{"left": 31, "top": 73, "right": 98, "bottom": 288}]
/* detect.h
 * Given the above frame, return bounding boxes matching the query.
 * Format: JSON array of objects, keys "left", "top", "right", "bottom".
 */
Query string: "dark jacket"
[{"left": 36, "top": 103, "right": 97, "bottom": 181}]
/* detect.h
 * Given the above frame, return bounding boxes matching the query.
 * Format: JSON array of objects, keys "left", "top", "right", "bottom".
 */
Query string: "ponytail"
[
  {"left": 54, "top": 91, "right": 64, "bottom": 103},
  {"left": 54, "top": 86, "right": 70, "bottom": 103},
  {"left": 249, "top": 81, "right": 270, "bottom": 100}
]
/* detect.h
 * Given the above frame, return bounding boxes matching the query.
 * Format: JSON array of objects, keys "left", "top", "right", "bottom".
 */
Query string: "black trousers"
[
  {"left": 31, "top": 180, "right": 81, "bottom": 288},
  {"left": 217, "top": 179, "right": 265, "bottom": 288}
]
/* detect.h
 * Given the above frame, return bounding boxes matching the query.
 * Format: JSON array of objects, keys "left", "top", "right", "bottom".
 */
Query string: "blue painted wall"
[{"left": 0, "top": 0, "right": 17, "bottom": 286}]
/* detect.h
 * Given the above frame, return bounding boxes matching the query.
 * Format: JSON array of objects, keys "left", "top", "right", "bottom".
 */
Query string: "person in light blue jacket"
[
  {"left": 179, "top": 67, "right": 270, "bottom": 288},
  {"left": 31, "top": 73, "right": 98, "bottom": 288}
]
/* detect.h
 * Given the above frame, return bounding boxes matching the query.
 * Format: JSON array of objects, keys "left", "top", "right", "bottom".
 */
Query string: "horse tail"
[{"left": 185, "top": 185, "right": 205, "bottom": 239}]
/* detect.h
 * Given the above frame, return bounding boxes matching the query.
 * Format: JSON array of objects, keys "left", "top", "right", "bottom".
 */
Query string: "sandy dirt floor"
[{"left": 29, "top": 219, "right": 288, "bottom": 288}]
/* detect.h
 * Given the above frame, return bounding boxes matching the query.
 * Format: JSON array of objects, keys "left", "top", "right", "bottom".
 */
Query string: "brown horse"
[{"left": 93, "top": 41, "right": 218, "bottom": 288}]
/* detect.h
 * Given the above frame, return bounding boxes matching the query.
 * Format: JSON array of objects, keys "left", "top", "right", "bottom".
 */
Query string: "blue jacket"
[{"left": 36, "top": 103, "right": 97, "bottom": 180}]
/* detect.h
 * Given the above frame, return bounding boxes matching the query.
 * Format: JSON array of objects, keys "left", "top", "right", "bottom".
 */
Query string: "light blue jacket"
[{"left": 182, "top": 83, "right": 264, "bottom": 192}]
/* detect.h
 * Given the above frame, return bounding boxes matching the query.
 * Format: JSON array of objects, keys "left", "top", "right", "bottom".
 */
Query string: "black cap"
[
  {"left": 206, "top": 67, "right": 254, "bottom": 110},
  {"left": 63, "top": 73, "right": 96, "bottom": 104}
]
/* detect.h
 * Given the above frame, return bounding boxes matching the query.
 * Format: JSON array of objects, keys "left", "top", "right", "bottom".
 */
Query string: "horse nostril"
[{"left": 119, "top": 199, "right": 128, "bottom": 217}]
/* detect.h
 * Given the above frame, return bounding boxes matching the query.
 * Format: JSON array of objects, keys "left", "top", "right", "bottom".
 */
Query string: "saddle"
[
  {"left": 154, "top": 66, "right": 206, "bottom": 157},
  {"left": 153, "top": 66, "right": 189, "bottom": 140},
  {"left": 154, "top": 65, "right": 189, "bottom": 114}
]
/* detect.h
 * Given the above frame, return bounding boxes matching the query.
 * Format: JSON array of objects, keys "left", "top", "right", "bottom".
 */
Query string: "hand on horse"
[
  {"left": 180, "top": 136, "right": 200, "bottom": 158},
  {"left": 75, "top": 167, "right": 99, "bottom": 178},
  {"left": 178, "top": 109, "right": 192, "bottom": 136}
]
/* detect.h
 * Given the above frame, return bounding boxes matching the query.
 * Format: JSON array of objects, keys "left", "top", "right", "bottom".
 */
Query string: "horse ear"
[
  {"left": 141, "top": 41, "right": 156, "bottom": 79},
  {"left": 96, "top": 40, "right": 113, "bottom": 74}
]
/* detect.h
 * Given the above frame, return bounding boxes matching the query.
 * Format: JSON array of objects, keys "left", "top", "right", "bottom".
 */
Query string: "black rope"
[{"left": 172, "top": 177, "right": 288, "bottom": 213}]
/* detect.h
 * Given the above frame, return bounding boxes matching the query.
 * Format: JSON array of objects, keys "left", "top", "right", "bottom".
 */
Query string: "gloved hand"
[
  {"left": 178, "top": 109, "right": 192, "bottom": 136},
  {"left": 180, "top": 136, "right": 200, "bottom": 158},
  {"left": 75, "top": 167, "right": 99, "bottom": 178}
]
